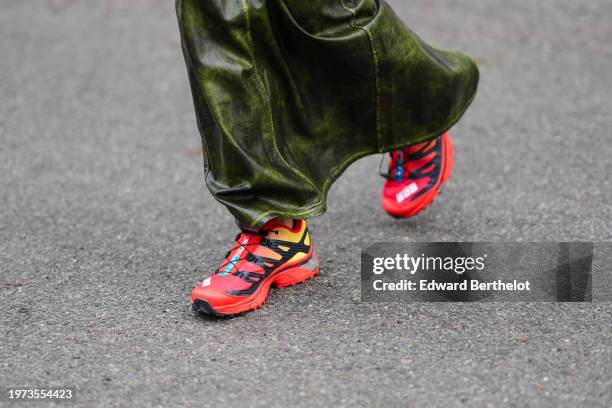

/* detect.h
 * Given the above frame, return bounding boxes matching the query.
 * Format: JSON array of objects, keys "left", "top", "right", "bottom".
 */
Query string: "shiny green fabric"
[{"left": 176, "top": 0, "right": 479, "bottom": 228}]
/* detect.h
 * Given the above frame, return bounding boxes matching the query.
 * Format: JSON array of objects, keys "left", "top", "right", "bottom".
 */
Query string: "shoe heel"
[{"left": 273, "top": 253, "right": 320, "bottom": 288}]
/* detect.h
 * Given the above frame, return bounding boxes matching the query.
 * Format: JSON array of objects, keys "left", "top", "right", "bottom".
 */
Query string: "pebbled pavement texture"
[{"left": 1, "top": 1, "right": 611, "bottom": 407}]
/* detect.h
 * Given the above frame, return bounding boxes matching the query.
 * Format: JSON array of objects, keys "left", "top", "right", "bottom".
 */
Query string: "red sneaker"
[
  {"left": 191, "top": 219, "right": 319, "bottom": 317},
  {"left": 381, "top": 132, "right": 454, "bottom": 218}
]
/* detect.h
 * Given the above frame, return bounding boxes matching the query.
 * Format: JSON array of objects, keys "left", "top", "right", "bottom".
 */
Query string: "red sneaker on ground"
[
  {"left": 381, "top": 132, "right": 454, "bottom": 218},
  {"left": 191, "top": 219, "right": 319, "bottom": 317}
]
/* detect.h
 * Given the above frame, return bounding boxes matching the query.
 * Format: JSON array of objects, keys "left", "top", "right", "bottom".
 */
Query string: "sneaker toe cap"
[{"left": 191, "top": 285, "right": 240, "bottom": 308}]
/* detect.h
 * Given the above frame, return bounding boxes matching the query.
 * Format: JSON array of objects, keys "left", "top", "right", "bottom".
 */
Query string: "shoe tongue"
[
  {"left": 261, "top": 218, "right": 295, "bottom": 233},
  {"left": 219, "top": 232, "right": 258, "bottom": 274}
]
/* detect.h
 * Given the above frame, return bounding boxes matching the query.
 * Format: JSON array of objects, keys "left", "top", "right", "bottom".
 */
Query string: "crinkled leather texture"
[{"left": 176, "top": 0, "right": 479, "bottom": 228}]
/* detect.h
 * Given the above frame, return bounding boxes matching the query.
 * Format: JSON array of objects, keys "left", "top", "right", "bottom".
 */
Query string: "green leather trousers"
[{"left": 176, "top": 0, "right": 479, "bottom": 228}]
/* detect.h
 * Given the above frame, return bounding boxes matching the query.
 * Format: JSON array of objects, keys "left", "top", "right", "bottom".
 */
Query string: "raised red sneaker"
[{"left": 381, "top": 132, "right": 454, "bottom": 218}]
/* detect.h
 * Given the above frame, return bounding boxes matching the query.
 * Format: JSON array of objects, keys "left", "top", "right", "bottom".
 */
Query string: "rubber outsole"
[{"left": 192, "top": 299, "right": 226, "bottom": 318}]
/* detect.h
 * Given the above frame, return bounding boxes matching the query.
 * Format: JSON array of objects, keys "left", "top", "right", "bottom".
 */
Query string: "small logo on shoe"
[{"left": 396, "top": 183, "right": 418, "bottom": 203}]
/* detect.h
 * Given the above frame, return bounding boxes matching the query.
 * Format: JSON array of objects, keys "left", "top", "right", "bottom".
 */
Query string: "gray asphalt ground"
[{"left": 1, "top": 1, "right": 611, "bottom": 407}]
